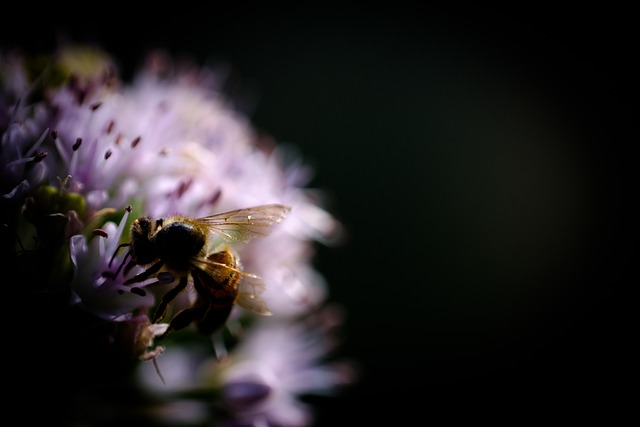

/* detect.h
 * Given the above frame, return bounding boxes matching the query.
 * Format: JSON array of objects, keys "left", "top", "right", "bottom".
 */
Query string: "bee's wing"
[
  {"left": 235, "top": 272, "right": 272, "bottom": 316},
  {"left": 194, "top": 204, "right": 291, "bottom": 244},
  {"left": 191, "top": 255, "right": 272, "bottom": 317}
]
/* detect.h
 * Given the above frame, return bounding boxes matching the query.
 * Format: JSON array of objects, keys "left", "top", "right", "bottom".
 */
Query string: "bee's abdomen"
[{"left": 155, "top": 221, "right": 206, "bottom": 269}]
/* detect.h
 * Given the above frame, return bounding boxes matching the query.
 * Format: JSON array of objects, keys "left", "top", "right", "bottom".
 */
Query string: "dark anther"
[
  {"left": 126, "top": 205, "right": 132, "bottom": 212},
  {"left": 28, "top": 152, "right": 48, "bottom": 165},
  {"left": 209, "top": 188, "right": 222, "bottom": 205},
  {"left": 131, "top": 136, "right": 141, "bottom": 148},
  {"left": 176, "top": 179, "right": 193, "bottom": 198},
  {"left": 92, "top": 228, "right": 109, "bottom": 238},
  {"left": 34, "top": 151, "right": 48, "bottom": 162},
  {"left": 105, "top": 149, "right": 112, "bottom": 160},
  {"left": 90, "top": 102, "right": 103, "bottom": 111},
  {"left": 73, "top": 138, "right": 82, "bottom": 151}
]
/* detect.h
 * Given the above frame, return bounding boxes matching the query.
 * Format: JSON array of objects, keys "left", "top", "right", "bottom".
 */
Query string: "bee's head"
[{"left": 129, "top": 216, "right": 158, "bottom": 265}]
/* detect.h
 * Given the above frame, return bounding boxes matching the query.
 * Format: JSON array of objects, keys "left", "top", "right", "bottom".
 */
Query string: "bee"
[{"left": 110, "top": 203, "right": 291, "bottom": 338}]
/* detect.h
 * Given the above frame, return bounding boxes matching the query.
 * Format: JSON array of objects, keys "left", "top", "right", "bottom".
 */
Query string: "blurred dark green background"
[{"left": 4, "top": 5, "right": 635, "bottom": 425}]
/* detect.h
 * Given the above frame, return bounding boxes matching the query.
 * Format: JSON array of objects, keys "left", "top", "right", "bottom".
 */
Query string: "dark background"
[{"left": 3, "top": 5, "right": 636, "bottom": 425}]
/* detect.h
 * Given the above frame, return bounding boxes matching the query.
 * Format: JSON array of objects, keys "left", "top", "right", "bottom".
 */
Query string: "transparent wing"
[
  {"left": 190, "top": 255, "right": 272, "bottom": 316},
  {"left": 194, "top": 204, "right": 291, "bottom": 244},
  {"left": 236, "top": 273, "right": 272, "bottom": 316}
]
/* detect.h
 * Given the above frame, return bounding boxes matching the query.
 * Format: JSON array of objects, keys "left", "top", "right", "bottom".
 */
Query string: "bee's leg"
[
  {"left": 152, "top": 274, "right": 188, "bottom": 323},
  {"left": 157, "top": 303, "right": 209, "bottom": 339},
  {"left": 124, "top": 260, "right": 164, "bottom": 285}
]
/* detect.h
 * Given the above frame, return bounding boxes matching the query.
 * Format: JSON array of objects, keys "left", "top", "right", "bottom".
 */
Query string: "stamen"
[
  {"left": 73, "top": 138, "right": 82, "bottom": 151},
  {"left": 108, "top": 205, "right": 134, "bottom": 274},
  {"left": 209, "top": 188, "right": 222, "bottom": 205},
  {"left": 92, "top": 228, "right": 109, "bottom": 238},
  {"left": 112, "top": 250, "right": 131, "bottom": 277},
  {"left": 7, "top": 151, "right": 47, "bottom": 168},
  {"left": 54, "top": 135, "right": 70, "bottom": 165},
  {"left": 131, "top": 136, "right": 141, "bottom": 148},
  {"left": 26, "top": 128, "right": 50, "bottom": 157},
  {"left": 109, "top": 242, "right": 130, "bottom": 268},
  {"left": 104, "top": 149, "right": 112, "bottom": 160},
  {"left": 168, "top": 179, "right": 193, "bottom": 199},
  {"left": 30, "top": 151, "right": 48, "bottom": 163},
  {"left": 105, "top": 120, "right": 115, "bottom": 134},
  {"left": 58, "top": 175, "right": 72, "bottom": 191},
  {"left": 90, "top": 102, "right": 102, "bottom": 111}
]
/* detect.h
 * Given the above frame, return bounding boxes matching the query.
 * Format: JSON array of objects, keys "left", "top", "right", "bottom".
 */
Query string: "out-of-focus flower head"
[
  {"left": 1, "top": 44, "right": 353, "bottom": 425},
  {"left": 138, "top": 304, "right": 356, "bottom": 427}
]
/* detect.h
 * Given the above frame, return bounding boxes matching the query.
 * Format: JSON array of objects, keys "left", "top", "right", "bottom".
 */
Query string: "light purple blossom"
[
  {"left": 43, "top": 50, "right": 341, "bottom": 322},
  {"left": 138, "top": 305, "right": 355, "bottom": 427},
  {"left": 69, "top": 207, "right": 153, "bottom": 320},
  {"left": 217, "top": 305, "right": 356, "bottom": 427},
  {"left": 1, "top": 54, "right": 51, "bottom": 202},
  {"left": 1, "top": 45, "right": 353, "bottom": 425}
]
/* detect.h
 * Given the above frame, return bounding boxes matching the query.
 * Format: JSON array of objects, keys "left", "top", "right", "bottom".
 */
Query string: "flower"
[
  {"left": 1, "top": 53, "right": 51, "bottom": 203},
  {"left": 137, "top": 304, "right": 356, "bottom": 427},
  {"left": 1, "top": 44, "right": 353, "bottom": 425}
]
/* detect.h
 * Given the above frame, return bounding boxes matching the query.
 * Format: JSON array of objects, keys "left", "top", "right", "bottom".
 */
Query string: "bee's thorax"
[{"left": 155, "top": 221, "right": 206, "bottom": 270}]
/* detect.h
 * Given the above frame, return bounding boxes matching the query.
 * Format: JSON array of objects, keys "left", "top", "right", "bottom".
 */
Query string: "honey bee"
[{"left": 110, "top": 203, "right": 291, "bottom": 338}]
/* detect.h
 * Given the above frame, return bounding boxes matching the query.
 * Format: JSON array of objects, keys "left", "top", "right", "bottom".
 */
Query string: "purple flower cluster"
[{"left": 1, "top": 45, "right": 353, "bottom": 426}]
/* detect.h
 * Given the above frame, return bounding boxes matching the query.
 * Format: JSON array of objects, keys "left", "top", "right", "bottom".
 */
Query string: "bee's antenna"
[
  {"left": 110, "top": 244, "right": 131, "bottom": 277},
  {"left": 109, "top": 242, "right": 130, "bottom": 267}
]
